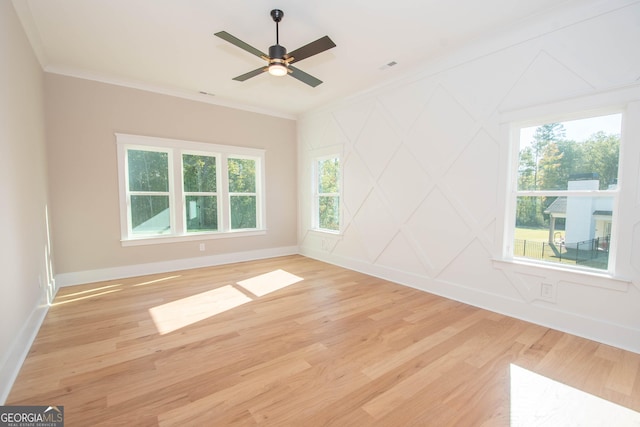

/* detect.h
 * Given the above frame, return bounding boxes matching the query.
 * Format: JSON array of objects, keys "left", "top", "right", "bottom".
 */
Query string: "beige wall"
[
  {"left": 0, "top": 2, "right": 50, "bottom": 400},
  {"left": 45, "top": 74, "right": 297, "bottom": 275}
]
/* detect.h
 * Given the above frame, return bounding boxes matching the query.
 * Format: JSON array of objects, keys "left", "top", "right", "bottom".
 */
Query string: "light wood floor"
[{"left": 8, "top": 255, "right": 640, "bottom": 426}]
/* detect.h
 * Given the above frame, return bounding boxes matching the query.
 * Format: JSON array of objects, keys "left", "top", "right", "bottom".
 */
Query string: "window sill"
[
  {"left": 121, "top": 229, "right": 267, "bottom": 247},
  {"left": 492, "top": 257, "right": 631, "bottom": 292},
  {"left": 309, "top": 228, "right": 342, "bottom": 237}
]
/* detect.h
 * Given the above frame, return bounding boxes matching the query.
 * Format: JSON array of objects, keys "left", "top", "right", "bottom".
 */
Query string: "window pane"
[
  {"left": 185, "top": 195, "right": 217, "bottom": 232},
  {"left": 230, "top": 195, "right": 256, "bottom": 229},
  {"left": 514, "top": 196, "right": 612, "bottom": 270},
  {"left": 228, "top": 158, "right": 256, "bottom": 193},
  {"left": 183, "top": 154, "right": 216, "bottom": 193},
  {"left": 128, "top": 150, "right": 169, "bottom": 192},
  {"left": 518, "top": 115, "right": 621, "bottom": 191},
  {"left": 319, "top": 196, "right": 340, "bottom": 231},
  {"left": 318, "top": 158, "right": 339, "bottom": 193},
  {"left": 131, "top": 195, "right": 170, "bottom": 235}
]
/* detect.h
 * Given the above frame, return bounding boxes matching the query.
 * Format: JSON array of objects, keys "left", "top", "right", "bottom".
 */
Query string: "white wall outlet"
[
  {"left": 199, "top": 243, "right": 205, "bottom": 251},
  {"left": 540, "top": 282, "right": 556, "bottom": 302}
]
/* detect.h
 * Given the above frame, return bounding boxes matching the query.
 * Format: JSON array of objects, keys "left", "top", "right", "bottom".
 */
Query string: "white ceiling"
[{"left": 13, "top": 0, "right": 586, "bottom": 118}]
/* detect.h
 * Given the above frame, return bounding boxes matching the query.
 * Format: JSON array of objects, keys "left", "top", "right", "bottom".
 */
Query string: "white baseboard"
[
  {"left": 55, "top": 246, "right": 299, "bottom": 287},
  {"left": 0, "top": 301, "right": 50, "bottom": 404},
  {"left": 300, "top": 247, "right": 640, "bottom": 355}
]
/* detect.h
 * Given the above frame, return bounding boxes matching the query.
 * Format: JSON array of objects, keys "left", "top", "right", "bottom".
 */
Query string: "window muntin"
[
  {"left": 116, "top": 134, "right": 265, "bottom": 244},
  {"left": 314, "top": 156, "right": 340, "bottom": 232},
  {"left": 511, "top": 113, "right": 621, "bottom": 271}
]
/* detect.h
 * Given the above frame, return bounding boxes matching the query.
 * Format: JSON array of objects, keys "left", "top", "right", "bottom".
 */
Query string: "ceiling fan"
[{"left": 214, "top": 9, "right": 336, "bottom": 88}]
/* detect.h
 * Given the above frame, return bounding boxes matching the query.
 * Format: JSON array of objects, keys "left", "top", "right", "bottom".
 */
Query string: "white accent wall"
[{"left": 298, "top": 0, "right": 640, "bottom": 353}]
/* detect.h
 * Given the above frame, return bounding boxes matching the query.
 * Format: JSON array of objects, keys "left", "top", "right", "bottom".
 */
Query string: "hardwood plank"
[{"left": 7, "top": 255, "right": 640, "bottom": 425}]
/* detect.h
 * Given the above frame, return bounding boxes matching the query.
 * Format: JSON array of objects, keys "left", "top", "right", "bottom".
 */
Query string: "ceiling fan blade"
[
  {"left": 233, "top": 67, "right": 267, "bottom": 82},
  {"left": 287, "top": 36, "right": 336, "bottom": 64},
  {"left": 214, "top": 31, "right": 267, "bottom": 58},
  {"left": 289, "top": 65, "right": 323, "bottom": 87}
]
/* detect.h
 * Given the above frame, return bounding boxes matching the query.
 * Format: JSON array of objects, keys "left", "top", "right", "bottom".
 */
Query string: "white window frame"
[
  {"left": 181, "top": 150, "right": 221, "bottom": 235},
  {"left": 116, "top": 133, "right": 266, "bottom": 246},
  {"left": 312, "top": 154, "right": 341, "bottom": 234},
  {"left": 123, "top": 145, "right": 175, "bottom": 237},
  {"left": 226, "top": 154, "right": 263, "bottom": 231},
  {"left": 503, "top": 108, "right": 624, "bottom": 275}
]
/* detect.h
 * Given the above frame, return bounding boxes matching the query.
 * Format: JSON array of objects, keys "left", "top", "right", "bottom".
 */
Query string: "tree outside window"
[
  {"left": 315, "top": 156, "right": 340, "bottom": 232},
  {"left": 228, "top": 157, "right": 258, "bottom": 230},
  {"left": 183, "top": 154, "right": 218, "bottom": 232}
]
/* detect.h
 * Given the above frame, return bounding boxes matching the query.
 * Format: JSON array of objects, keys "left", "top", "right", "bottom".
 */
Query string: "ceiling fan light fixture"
[{"left": 268, "top": 61, "right": 288, "bottom": 77}]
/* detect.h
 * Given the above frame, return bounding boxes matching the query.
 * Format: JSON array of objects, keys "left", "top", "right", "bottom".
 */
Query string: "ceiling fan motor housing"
[{"left": 269, "top": 44, "right": 287, "bottom": 60}]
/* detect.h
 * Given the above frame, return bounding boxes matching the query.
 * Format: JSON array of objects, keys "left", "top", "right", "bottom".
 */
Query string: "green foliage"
[
  {"left": 127, "top": 151, "right": 262, "bottom": 233},
  {"left": 228, "top": 158, "right": 256, "bottom": 192},
  {"left": 579, "top": 131, "right": 620, "bottom": 189},
  {"left": 128, "top": 150, "right": 168, "bottom": 191},
  {"left": 230, "top": 196, "right": 257, "bottom": 229},
  {"left": 317, "top": 158, "right": 340, "bottom": 231},
  {"left": 533, "top": 122, "right": 566, "bottom": 146},
  {"left": 186, "top": 196, "right": 218, "bottom": 232},
  {"left": 319, "top": 196, "right": 339, "bottom": 231},
  {"left": 228, "top": 158, "right": 257, "bottom": 229},
  {"left": 183, "top": 154, "right": 216, "bottom": 192},
  {"left": 183, "top": 155, "right": 218, "bottom": 232},
  {"left": 516, "top": 197, "right": 546, "bottom": 228},
  {"left": 318, "top": 158, "right": 339, "bottom": 193}
]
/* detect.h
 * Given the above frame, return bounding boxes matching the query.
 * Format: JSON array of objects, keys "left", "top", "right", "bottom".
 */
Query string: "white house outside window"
[
  {"left": 509, "top": 113, "right": 621, "bottom": 272},
  {"left": 116, "top": 134, "right": 265, "bottom": 245}
]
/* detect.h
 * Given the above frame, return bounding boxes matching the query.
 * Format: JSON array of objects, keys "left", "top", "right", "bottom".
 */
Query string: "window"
[
  {"left": 183, "top": 153, "right": 218, "bottom": 232},
  {"left": 116, "top": 134, "right": 265, "bottom": 245},
  {"left": 228, "top": 157, "right": 258, "bottom": 230},
  {"left": 509, "top": 113, "right": 621, "bottom": 271},
  {"left": 127, "top": 148, "right": 172, "bottom": 236},
  {"left": 313, "top": 155, "right": 340, "bottom": 232}
]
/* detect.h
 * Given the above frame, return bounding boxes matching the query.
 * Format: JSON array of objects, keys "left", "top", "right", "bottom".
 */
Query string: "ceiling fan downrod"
[
  {"left": 269, "top": 9, "right": 286, "bottom": 60},
  {"left": 271, "top": 9, "right": 284, "bottom": 45}
]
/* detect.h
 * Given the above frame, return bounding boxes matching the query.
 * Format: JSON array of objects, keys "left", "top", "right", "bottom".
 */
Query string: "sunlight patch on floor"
[
  {"left": 510, "top": 363, "right": 640, "bottom": 426},
  {"left": 53, "top": 286, "right": 122, "bottom": 305},
  {"left": 236, "top": 269, "right": 303, "bottom": 297},
  {"left": 149, "top": 285, "right": 252, "bottom": 334},
  {"left": 148, "top": 270, "right": 304, "bottom": 334},
  {"left": 132, "top": 275, "right": 182, "bottom": 287}
]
